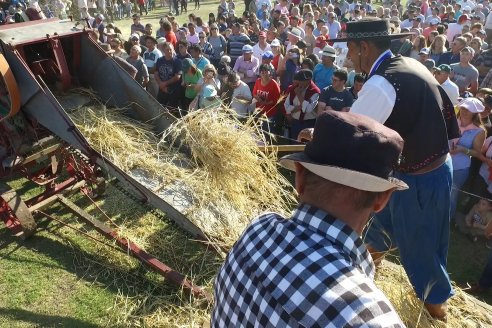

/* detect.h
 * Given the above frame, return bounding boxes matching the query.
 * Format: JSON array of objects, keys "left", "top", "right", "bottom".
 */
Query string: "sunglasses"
[{"left": 199, "top": 36, "right": 205, "bottom": 38}]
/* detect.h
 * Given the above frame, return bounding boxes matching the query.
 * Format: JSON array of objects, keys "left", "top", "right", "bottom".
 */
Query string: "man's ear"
[
  {"left": 373, "top": 188, "right": 396, "bottom": 213},
  {"left": 294, "top": 162, "right": 307, "bottom": 196}
]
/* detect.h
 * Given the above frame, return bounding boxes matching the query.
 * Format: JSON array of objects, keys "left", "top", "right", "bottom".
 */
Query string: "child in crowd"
[{"left": 460, "top": 198, "right": 492, "bottom": 241}]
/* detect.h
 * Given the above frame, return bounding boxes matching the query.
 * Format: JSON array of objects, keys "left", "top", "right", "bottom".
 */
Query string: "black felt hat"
[
  {"left": 331, "top": 18, "right": 414, "bottom": 42},
  {"left": 279, "top": 111, "right": 408, "bottom": 192}
]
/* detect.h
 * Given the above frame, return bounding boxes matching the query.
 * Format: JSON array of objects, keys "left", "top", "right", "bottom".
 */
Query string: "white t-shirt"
[
  {"left": 252, "top": 42, "right": 272, "bottom": 63},
  {"left": 441, "top": 78, "right": 460, "bottom": 106},
  {"left": 230, "top": 82, "right": 252, "bottom": 116},
  {"left": 446, "top": 23, "right": 463, "bottom": 42},
  {"left": 143, "top": 48, "right": 162, "bottom": 69}
]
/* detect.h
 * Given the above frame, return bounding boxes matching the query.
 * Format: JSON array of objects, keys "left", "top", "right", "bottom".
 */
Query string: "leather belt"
[{"left": 407, "top": 154, "right": 449, "bottom": 175}]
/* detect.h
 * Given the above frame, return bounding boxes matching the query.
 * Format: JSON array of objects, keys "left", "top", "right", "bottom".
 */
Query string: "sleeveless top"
[
  {"left": 452, "top": 128, "right": 483, "bottom": 170},
  {"left": 373, "top": 55, "right": 453, "bottom": 173}
]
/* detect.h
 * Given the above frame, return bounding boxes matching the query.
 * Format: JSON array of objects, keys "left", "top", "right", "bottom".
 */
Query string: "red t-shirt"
[
  {"left": 253, "top": 78, "right": 281, "bottom": 117},
  {"left": 165, "top": 31, "right": 177, "bottom": 49}
]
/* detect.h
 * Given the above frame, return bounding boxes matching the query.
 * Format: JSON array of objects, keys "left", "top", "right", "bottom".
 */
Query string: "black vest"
[{"left": 373, "top": 55, "right": 452, "bottom": 173}]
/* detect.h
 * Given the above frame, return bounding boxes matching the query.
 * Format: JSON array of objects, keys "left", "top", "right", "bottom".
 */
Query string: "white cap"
[
  {"left": 270, "top": 39, "right": 281, "bottom": 47},
  {"left": 459, "top": 97, "right": 484, "bottom": 113}
]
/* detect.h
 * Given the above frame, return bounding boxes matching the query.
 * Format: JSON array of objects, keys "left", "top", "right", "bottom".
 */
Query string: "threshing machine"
[{"left": 0, "top": 18, "right": 211, "bottom": 298}]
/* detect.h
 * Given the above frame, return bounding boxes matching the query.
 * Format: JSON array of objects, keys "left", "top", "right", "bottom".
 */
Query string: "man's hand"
[{"left": 297, "top": 128, "right": 314, "bottom": 142}]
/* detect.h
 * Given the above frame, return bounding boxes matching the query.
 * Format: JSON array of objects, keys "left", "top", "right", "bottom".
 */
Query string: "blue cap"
[{"left": 262, "top": 51, "right": 274, "bottom": 59}]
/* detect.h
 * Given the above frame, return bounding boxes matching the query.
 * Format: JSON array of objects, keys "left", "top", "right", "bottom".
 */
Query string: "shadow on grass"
[{"left": 0, "top": 308, "right": 99, "bottom": 328}]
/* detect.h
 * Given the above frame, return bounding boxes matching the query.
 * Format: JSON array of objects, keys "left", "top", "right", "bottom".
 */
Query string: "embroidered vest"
[{"left": 373, "top": 55, "right": 450, "bottom": 173}]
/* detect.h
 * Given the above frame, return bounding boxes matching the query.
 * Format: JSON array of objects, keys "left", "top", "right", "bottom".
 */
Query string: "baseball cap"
[
  {"left": 435, "top": 64, "right": 452, "bottom": 73},
  {"left": 419, "top": 48, "right": 430, "bottom": 55},
  {"left": 424, "top": 59, "right": 436, "bottom": 70},
  {"left": 131, "top": 33, "right": 140, "bottom": 40},
  {"left": 262, "top": 51, "right": 274, "bottom": 59},
  {"left": 429, "top": 18, "right": 440, "bottom": 25},
  {"left": 242, "top": 44, "right": 253, "bottom": 53},
  {"left": 459, "top": 97, "right": 485, "bottom": 113},
  {"left": 270, "top": 39, "right": 281, "bottom": 47}
]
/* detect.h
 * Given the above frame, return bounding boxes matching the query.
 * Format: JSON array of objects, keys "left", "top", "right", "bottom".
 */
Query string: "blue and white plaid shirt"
[{"left": 211, "top": 203, "right": 405, "bottom": 328}]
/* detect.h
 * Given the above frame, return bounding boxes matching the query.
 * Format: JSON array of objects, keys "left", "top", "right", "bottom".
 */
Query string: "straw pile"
[
  {"left": 66, "top": 99, "right": 492, "bottom": 328},
  {"left": 375, "top": 259, "right": 492, "bottom": 328},
  {"left": 68, "top": 103, "right": 296, "bottom": 250}
]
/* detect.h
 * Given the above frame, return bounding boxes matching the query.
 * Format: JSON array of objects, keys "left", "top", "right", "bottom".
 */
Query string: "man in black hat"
[
  {"left": 283, "top": 69, "right": 320, "bottom": 140},
  {"left": 331, "top": 17, "right": 459, "bottom": 320},
  {"left": 212, "top": 111, "right": 407, "bottom": 327}
]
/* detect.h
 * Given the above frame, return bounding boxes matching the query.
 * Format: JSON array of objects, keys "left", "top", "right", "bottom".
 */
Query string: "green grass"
[{"left": 112, "top": 0, "right": 246, "bottom": 39}]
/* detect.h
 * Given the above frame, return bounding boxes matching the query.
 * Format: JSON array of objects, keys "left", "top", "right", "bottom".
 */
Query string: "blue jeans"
[
  {"left": 364, "top": 157, "right": 454, "bottom": 304},
  {"left": 450, "top": 167, "right": 470, "bottom": 219}
]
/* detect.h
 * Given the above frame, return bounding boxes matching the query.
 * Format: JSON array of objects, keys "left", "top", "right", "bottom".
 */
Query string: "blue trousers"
[
  {"left": 479, "top": 248, "right": 492, "bottom": 289},
  {"left": 364, "top": 157, "right": 454, "bottom": 304}
]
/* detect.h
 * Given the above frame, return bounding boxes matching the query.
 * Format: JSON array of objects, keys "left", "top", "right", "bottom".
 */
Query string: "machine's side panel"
[
  {"left": 0, "top": 42, "right": 91, "bottom": 153},
  {"left": 78, "top": 36, "right": 176, "bottom": 135}
]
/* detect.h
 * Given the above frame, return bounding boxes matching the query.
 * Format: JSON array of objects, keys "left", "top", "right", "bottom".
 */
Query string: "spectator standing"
[
  {"left": 227, "top": 23, "right": 251, "bottom": 66},
  {"left": 143, "top": 36, "right": 162, "bottom": 98},
  {"left": 181, "top": 58, "right": 202, "bottom": 112},
  {"left": 429, "top": 34, "right": 447, "bottom": 63},
  {"left": 284, "top": 69, "right": 320, "bottom": 140},
  {"left": 127, "top": 45, "right": 149, "bottom": 87},
  {"left": 176, "top": 40, "right": 192, "bottom": 60},
  {"left": 318, "top": 69, "right": 354, "bottom": 113},
  {"left": 252, "top": 64, "right": 281, "bottom": 130},
  {"left": 327, "top": 12, "right": 342, "bottom": 39},
  {"left": 155, "top": 42, "right": 183, "bottom": 110},
  {"left": 208, "top": 24, "right": 227, "bottom": 67},
  {"left": 187, "top": 23, "right": 200, "bottom": 45},
  {"left": 228, "top": 72, "right": 253, "bottom": 118},
  {"left": 438, "top": 36, "right": 467, "bottom": 65},
  {"left": 198, "top": 31, "right": 214, "bottom": 60},
  {"left": 131, "top": 14, "right": 145, "bottom": 34},
  {"left": 450, "top": 46, "right": 479, "bottom": 94},
  {"left": 450, "top": 98, "right": 486, "bottom": 218},
  {"left": 189, "top": 44, "right": 210, "bottom": 72},
  {"left": 434, "top": 64, "right": 460, "bottom": 106},
  {"left": 278, "top": 47, "right": 302, "bottom": 91},
  {"left": 270, "top": 39, "right": 283, "bottom": 72},
  {"left": 233, "top": 44, "right": 260, "bottom": 90},
  {"left": 313, "top": 45, "right": 338, "bottom": 90},
  {"left": 349, "top": 73, "right": 365, "bottom": 100},
  {"left": 252, "top": 31, "right": 272, "bottom": 63},
  {"left": 157, "top": 20, "right": 177, "bottom": 49}
]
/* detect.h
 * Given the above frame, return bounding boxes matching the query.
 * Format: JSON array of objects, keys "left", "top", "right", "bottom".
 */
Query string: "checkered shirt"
[{"left": 211, "top": 203, "right": 405, "bottom": 328}]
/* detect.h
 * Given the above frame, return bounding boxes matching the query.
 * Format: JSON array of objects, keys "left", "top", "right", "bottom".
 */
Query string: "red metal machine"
[{"left": 0, "top": 19, "right": 209, "bottom": 299}]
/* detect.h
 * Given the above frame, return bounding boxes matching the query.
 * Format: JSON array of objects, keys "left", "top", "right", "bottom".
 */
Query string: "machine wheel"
[{"left": 0, "top": 182, "right": 36, "bottom": 239}]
